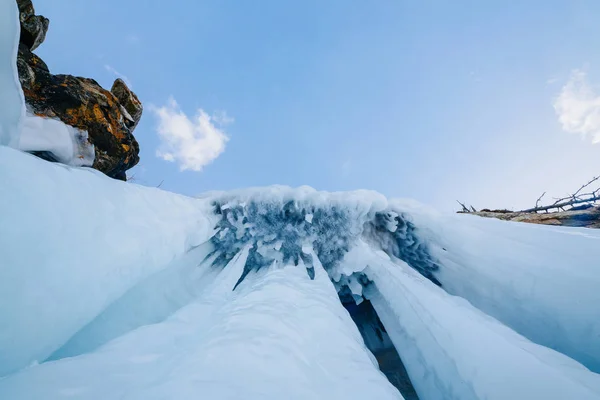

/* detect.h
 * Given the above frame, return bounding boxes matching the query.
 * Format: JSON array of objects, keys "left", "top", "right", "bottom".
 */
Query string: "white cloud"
[
  {"left": 125, "top": 34, "right": 141, "bottom": 45},
  {"left": 553, "top": 68, "right": 600, "bottom": 143},
  {"left": 152, "top": 97, "right": 230, "bottom": 172},
  {"left": 104, "top": 64, "right": 133, "bottom": 88},
  {"left": 211, "top": 110, "right": 234, "bottom": 126}
]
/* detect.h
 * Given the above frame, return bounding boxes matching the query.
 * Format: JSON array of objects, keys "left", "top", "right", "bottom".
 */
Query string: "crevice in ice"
[{"left": 342, "top": 297, "right": 419, "bottom": 400}]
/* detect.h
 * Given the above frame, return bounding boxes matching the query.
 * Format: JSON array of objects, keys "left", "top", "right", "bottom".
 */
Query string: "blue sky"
[{"left": 34, "top": 0, "right": 600, "bottom": 211}]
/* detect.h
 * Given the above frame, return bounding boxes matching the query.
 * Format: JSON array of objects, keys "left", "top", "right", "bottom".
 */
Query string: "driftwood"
[
  {"left": 457, "top": 175, "right": 600, "bottom": 229},
  {"left": 519, "top": 176, "right": 600, "bottom": 213}
]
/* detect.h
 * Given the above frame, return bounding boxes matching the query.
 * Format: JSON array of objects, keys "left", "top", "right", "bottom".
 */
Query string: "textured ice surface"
[
  {"left": 0, "top": 0, "right": 24, "bottom": 147},
  {"left": 19, "top": 113, "right": 95, "bottom": 166},
  {"left": 208, "top": 189, "right": 440, "bottom": 291}
]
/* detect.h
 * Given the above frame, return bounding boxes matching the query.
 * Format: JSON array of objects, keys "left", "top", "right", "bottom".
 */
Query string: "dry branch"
[{"left": 519, "top": 175, "right": 600, "bottom": 213}]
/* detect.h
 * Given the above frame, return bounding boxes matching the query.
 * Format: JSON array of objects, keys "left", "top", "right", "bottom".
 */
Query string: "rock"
[
  {"left": 460, "top": 206, "right": 600, "bottom": 229},
  {"left": 111, "top": 79, "right": 143, "bottom": 131},
  {"left": 17, "top": 0, "right": 49, "bottom": 51},
  {"left": 15, "top": 0, "right": 141, "bottom": 180}
]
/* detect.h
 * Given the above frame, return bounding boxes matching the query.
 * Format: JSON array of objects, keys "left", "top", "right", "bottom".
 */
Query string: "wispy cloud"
[
  {"left": 151, "top": 97, "right": 230, "bottom": 172},
  {"left": 553, "top": 68, "right": 600, "bottom": 143},
  {"left": 104, "top": 64, "right": 133, "bottom": 88},
  {"left": 125, "top": 34, "right": 141, "bottom": 45}
]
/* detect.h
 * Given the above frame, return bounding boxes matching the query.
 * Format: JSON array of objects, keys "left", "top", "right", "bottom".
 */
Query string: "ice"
[
  {"left": 19, "top": 113, "right": 95, "bottom": 166},
  {"left": 1, "top": 141, "right": 600, "bottom": 398},
  {"left": 349, "top": 243, "right": 600, "bottom": 400},
  {"left": 0, "top": 256, "right": 402, "bottom": 400},
  {"left": 395, "top": 202, "right": 600, "bottom": 372},
  {"left": 48, "top": 242, "right": 217, "bottom": 360},
  {"left": 0, "top": 2, "right": 93, "bottom": 165},
  {"left": 0, "top": 147, "right": 216, "bottom": 376},
  {"left": 0, "top": 0, "right": 24, "bottom": 147}
]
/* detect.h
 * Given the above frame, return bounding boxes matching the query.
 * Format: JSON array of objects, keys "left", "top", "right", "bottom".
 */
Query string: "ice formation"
[
  {"left": 1, "top": 147, "right": 600, "bottom": 399},
  {"left": 2, "top": 6, "right": 600, "bottom": 400},
  {"left": 0, "top": 0, "right": 24, "bottom": 147},
  {"left": 19, "top": 113, "right": 95, "bottom": 166}
]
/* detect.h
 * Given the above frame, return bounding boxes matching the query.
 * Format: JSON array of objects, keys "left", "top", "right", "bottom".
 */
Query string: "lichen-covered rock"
[
  {"left": 111, "top": 79, "right": 143, "bottom": 131},
  {"left": 15, "top": 0, "right": 141, "bottom": 180},
  {"left": 17, "top": 0, "right": 48, "bottom": 51}
]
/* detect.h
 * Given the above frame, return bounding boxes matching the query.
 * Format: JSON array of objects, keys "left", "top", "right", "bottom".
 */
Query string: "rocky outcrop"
[
  {"left": 460, "top": 206, "right": 600, "bottom": 229},
  {"left": 111, "top": 79, "right": 143, "bottom": 132},
  {"left": 15, "top": 0, "right": 141, "bottom": 180},
  {"left": 17, "top": 0, "right": 48, "bottom": 51}
]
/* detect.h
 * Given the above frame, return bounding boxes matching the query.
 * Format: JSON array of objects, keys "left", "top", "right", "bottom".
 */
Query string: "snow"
[
  {"left": 0, "top": 147, "right": 216, "bottom": 377},
  {"left": 0, "top": 0, "right": 24, "bottom": 147},
  {"left": 19, "top": 113, "right": 95, "bottom": 166}
]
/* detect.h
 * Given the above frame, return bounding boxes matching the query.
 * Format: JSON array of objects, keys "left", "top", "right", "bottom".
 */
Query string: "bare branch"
[
  {"left": 535, "top": 192, "right": 546, "bottom": 210},
  {"left": 573, "top": 175, "right": 600, "bottom": 197},
  {"left": 520, "top": 194, "right": 600, "bottom": 213},
  {"left": 457, "top": 200, "right": 470, "bottom": 213}
]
